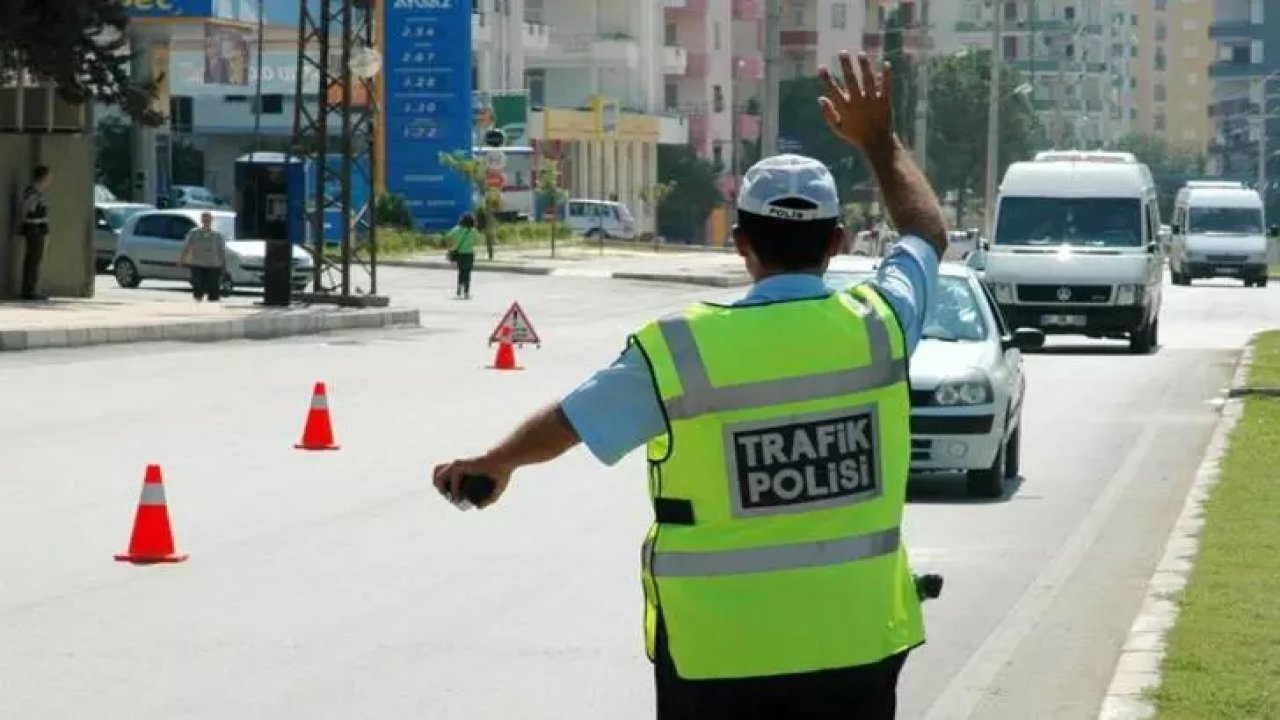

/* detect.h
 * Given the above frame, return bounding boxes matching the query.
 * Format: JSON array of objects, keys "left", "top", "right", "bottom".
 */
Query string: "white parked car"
[
  {"left": 113, "top": 209, "right": 314, "bottom": 296},
  {"left": 94, "top": 201, "right": 153, "bottom": 272},
  {"left": 563, "top": 198, "right": 636, "bottom": 240},
  {"left": 825, "top": 256, "right": 1044, "bottom": 498}
]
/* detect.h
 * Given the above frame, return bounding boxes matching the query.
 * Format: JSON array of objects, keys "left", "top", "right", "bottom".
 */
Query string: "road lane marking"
[{"left": 920, "top": 381, "right": 1174, "bottom": 720}]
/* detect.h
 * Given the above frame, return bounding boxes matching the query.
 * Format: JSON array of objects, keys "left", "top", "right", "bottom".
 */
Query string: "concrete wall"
[{"left": 0, "top": 133, "right": 96, "bottom": 299}]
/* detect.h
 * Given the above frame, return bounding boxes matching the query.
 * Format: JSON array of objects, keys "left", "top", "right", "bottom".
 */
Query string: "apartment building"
[
  {"left": 664, "top": 0, "right": 764, "bottom": 192},
  {"left": 932, "top": 0, "right": 1139, "bottom": 150},
  {"left": 1133, "top": 0, "right": 1213, "bottom": 152},
  {"left": 1208, "top": 0, "right": 1279, "bottom": 184}
]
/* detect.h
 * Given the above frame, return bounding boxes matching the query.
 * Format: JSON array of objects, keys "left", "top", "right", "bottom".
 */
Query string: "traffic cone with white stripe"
[
  {"left": 295, "top": 381, "right": 340, "bottom": 451},
  {"left": 115, "top": 464, "right": 188, "bottom": 564}
]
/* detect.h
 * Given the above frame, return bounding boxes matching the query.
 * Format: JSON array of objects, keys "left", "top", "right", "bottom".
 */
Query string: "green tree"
[
  {"left": 0, "top": 0, "right": 162, "bottom": 124},
  {"left": 777, "top": 77, "right": 869, "bottom": 198},
  {"left": 95, "top": 116, "right": 133, "bottom": 200},
  {"left": 656, "top": 145, "right": 722, "bottom": 242},
  {"left": 926, "top": 50, "right": 1040, "bottom": 227},
  {"left": 1115, "top": 133, "right": 1206, "bottom": 219},
  {"left": 534, "top": 158, "right": 567, "bottom": 257}
]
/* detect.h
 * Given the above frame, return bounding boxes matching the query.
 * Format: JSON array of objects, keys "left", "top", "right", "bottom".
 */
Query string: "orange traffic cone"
[
  {"left": 295, "top": 382, "right": 340, "bottom": 450},
  {"left": 489, "top": 326, "right": 521, "bottom": 371},
  {"left": 115, "top": 464, "right": 188, "bottom": 564}
]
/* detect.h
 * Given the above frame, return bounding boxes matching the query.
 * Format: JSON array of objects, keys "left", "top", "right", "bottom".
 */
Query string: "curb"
[
  {"left": 380, "top": 258, "right": 750, "bottom": 288},
  {"left": 0, "top": 307, "right": 420, "bottom": 353},
  {"left": 1095, "top": 340, "right": 1255, "bottom": 720}
]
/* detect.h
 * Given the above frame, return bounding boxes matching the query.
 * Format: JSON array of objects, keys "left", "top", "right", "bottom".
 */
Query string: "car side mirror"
[
  {"left": 1146, "top": 241, "right": 1159, "bottom": 254},
  {"left": 1005, "top": 328, "right": 1044, "bottom": 351},
  {"left": 1269, "top": 224, "right": 1279, "bottom": 238}
]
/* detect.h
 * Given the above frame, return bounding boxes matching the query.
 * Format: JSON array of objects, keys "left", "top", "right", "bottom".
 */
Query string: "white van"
[
  {"left": 1168, "top": 180, "right": 1277, "bottom": 288},
  {"left": 563, "top": 198, "right": 637, "bottom": 240},
  {"left": 982, "top": 150, "right": 1164, "bottom": 354}
]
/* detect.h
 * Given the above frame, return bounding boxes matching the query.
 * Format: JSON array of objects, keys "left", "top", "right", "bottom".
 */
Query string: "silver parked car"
[
  {"left": 113, "top": 209, "right": 314, "bottom": 296},
  {"left": 94, "top": 202, "right": 154, "bottom": 272},
  {"left": 825, "top": 256, "right": 1043, "bottom": 498}
]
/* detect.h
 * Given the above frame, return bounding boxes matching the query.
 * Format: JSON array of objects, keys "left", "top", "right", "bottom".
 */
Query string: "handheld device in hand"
[
  {"left": 914, "top": 573, "right": 944, "bottom": 601},
  {"left": 446, "top": 474, "right": 497, "bottom": 510}
]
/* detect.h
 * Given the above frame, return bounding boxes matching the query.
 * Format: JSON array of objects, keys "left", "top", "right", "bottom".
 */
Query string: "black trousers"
[
  {"left": 654, "top": 624, "right": 910, "bottom": 720},
  {"left": 455, "top": 252, "right": 475, "bottom": 295},
  {"left": 20, "top": 227, "right": 46, "bottom": 297},
  {"left": 189, "top": 266, "right": 222, "bottom": 301}
]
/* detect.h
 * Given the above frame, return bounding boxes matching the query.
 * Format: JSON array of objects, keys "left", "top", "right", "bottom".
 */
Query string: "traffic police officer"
[
  {"left": 434, "top": 53, "right": 950, "bottom": 718},
  {"left": 19, "top": 165, "right": 52, "bottom": 300}
]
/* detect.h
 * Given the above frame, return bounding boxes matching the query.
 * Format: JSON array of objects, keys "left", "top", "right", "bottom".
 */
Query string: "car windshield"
[
  {"left": 995, "top": 197, "right": 1144, "bottom": 247},
  {"left": 105, "top": 206, "right": 148, "bottom": 230},
  {"left": 822, "top": 272, "right": 988, "bottom": 342},
  {"left": 1188, "top": 206, "right": 1263, "bottom": 234}
]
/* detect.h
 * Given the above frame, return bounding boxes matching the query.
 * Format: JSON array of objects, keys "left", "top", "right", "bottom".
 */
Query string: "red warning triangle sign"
[{"left": 489, "top": 302, "right": 541, "bottom": 345}]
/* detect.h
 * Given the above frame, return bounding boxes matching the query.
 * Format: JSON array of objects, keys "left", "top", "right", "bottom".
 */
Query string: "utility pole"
[
  {"left": 983, "top": 1, "right": 1002, "bottom": 236},
  {"left": 913, "top": 0, "right": 930, "bottom": 173},
  {"left": 761, "top": 0, "right": 781, "bottom": 158}
]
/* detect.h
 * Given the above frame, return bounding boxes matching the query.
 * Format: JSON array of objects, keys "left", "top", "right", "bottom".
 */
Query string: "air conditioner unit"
[{"left": 0, "top": 83, "right": 90, "bottom": 134}]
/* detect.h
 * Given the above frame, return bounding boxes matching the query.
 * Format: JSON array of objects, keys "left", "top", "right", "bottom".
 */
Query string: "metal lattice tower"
[{"left": 290, "top": 0, "right": 381, "bottom": 301}]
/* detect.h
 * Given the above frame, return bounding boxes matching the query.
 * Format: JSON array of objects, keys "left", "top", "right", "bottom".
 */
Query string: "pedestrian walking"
[
  {"left": 433, "top": 52, "right": 950, "bottom": 719},
  {"left": 18, "top": 165, "right": 52, "bottom": 300},
  {"left": 446, "top": 212, "right": 478, "bottom": 299},
  {"left": 177, "top": 211, "right": 228, "bottom": 302}
]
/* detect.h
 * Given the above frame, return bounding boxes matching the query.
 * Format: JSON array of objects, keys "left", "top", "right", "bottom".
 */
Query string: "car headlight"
[
  {"left": 989, "top": 282, "right": 1014, "bottom": 303},
  {"left": 1114, "top": 284, "right": 1143, "bottom": 305},
  {"left": 932, "top": 376, "right": 993, "bottom": 406}
]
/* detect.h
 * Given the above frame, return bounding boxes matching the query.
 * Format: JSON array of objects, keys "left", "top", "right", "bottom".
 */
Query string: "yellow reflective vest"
[{"left": 631, "top": 284, "right": 925, "bottom": 680}]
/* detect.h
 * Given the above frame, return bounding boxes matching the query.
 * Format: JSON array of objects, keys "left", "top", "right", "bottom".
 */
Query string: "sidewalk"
[
  {"left": 382, "top": 246, "right": 753, "bottom": 288},
  {"left": 0, "top": 293, "right": 419, "bottom": 352}
]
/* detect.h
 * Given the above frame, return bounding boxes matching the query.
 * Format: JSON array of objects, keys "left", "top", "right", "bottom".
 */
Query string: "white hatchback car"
[
  {"left": 113, "top": 209, "right": 315, "bottom": 295},
  {"left": 825, "top": 256, "right": 1044, "bottom": 498}
]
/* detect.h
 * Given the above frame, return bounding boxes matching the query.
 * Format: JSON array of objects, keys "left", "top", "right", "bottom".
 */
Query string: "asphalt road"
[{"left": 1, "top": 267, "right": 1275, "bottom": 719}]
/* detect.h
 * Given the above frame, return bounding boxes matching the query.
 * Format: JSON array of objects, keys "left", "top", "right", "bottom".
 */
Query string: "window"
[
  {"left": 1064, "top": 6, "right": 1075, "bottom": 21},
  {"left": 1065, "top": 43, "right": 1075, "bottom": 59},
  {"left": 1154, "top": 0, "right": 1166, "bottom": 9},
  {"left": 664, "top": 22, "right": 677, "bottom": 45},
  {"left": 1004, "top": 1, "right": 1017, "bottom": 21},
  {"left": 1252, "top": 0, "right": 1264, "bottom": 24},
  {"left": 169, "top": 96, "right": 193, "bottom": 133},
  {"left": 1003, "top": 36, "right": 1018, "bottom": 59},
  {"left": 1155, "top": 112, "right": 1166, "bottom": 131},
  {"left": 1155, "top": 21, "right": 1166, "bottom": 41},
  {"left": 832, "top": 2, "right": 847, "bottom": 29},
  {"left": 1189, "top": 207, "right": 1265, "bottom": 234},
  {"left": 713, "top": 84, "right": 725, "bottom": 113},
  {"left": 793, "top": 0, "right": 804, "bottom": 27},
  {"left": 664, "top": 81, "right": 678, "bottom": 111},
  {"left": 134, "top": 215, "right": 166, "bottom": 237},
  {"left": 251, "top": 94, "right": 283, "bottom": 115},
  {"left": 712, "top": 142, "right": 724, "bottom": 167},
  {"left": 714, "top": 22, "right": 721, "bottom": 50},
  {"left": 1155, "top": 83, "right": 1166, "bottom": 102},
  {"left": 1155, "top": 49, "right": 1166, "bottom": 71},
  {"left": 525, "top": 69, "right": 545, "bottom": 106}
]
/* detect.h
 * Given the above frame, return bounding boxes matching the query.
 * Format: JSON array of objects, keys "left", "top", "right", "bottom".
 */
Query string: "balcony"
[
  {"left": 664, "top": 0, "right": 707, "bottom": 15},
  {"left": 1210, "top": 61, "right": 1269, "bottom": 79},
  {"left": 539, "top": 33, "right": 641, "bottom": 68},
  {"left": 737, "top": 112, "right": 760, "bottom": 142},
  {"left": 663, "top": 45, "right": 688, "bottom": 75},
  {"left": 1209, "top": 20, "right": 1265, "bottom": 40},
  {"left": 523, "top": 22, "right": 551, "bottom": 53},
  {"left": 733, "top": 53, "right": 764, "bottom": 81},
  {"left": 780, "top": 30, "right": 817, "bottom": 48},
  {"left": 732, "top": 0, "right": 763, "bottom": 21},
  {"left": 685, "top": 51, "right": 709, "bottom": 78}
]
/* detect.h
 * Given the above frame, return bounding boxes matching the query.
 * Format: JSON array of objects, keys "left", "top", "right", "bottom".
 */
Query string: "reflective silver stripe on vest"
[
  {"left": 656, "top": 296, "right": 904, "bottom": 420},
  {"left": 649, "top": 526, "right": 900, "bottom": 577},
  {"left": 139, "top": 483, "right": 167, "bottom": 507}
]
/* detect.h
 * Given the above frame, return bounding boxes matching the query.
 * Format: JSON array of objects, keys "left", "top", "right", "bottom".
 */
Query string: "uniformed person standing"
[
  {"left": 434, "top": 53, "right": 950, "bottom": 719},
  {"left": 19, "top": 165, "right": 52, "bottom": 300}
]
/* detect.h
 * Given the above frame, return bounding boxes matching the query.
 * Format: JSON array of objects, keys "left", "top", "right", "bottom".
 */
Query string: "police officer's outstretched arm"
[
  {"left": 432, "top": 403, "right": 580, "bottom": 509},
  {"left": 818, "top": 52, "right": 948, "bottom": 260}
]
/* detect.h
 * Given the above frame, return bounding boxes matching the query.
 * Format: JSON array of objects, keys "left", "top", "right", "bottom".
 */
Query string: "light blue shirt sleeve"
[
  {"left": 869, "top": 235, "right": 939, "bottom": 357},
  {"left": 560, "top": 343, "right": 667, "bottom": 466}
]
